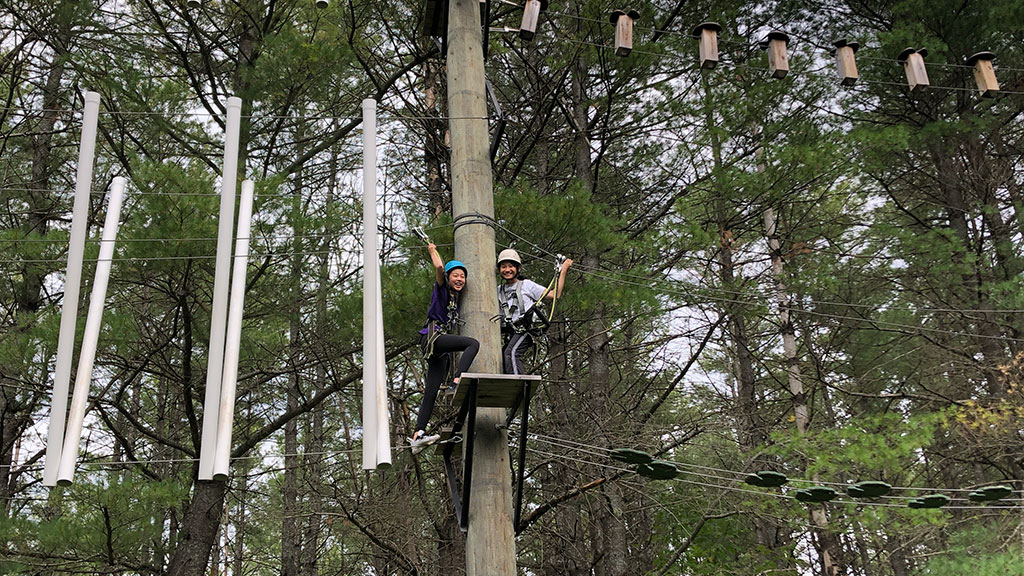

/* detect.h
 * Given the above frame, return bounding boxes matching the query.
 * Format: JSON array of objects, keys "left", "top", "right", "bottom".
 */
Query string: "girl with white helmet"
[
  {"left": 409, "top": 242, "right": 480, "bottom": 453},
  {"left": 497, "top": 248, "right": 573, "bottom": 374}
]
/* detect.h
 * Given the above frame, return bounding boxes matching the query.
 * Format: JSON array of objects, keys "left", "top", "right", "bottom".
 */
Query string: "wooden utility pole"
[{"left": 446, "top": 0, "right": 516, "bottom": 574}]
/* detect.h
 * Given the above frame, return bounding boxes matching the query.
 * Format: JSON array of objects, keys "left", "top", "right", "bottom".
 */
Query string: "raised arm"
[
  {"left": 548, "top": 258, "right": 573, "bottom": 299},
  {"left": 428, "top": 242, "right": 445, "bottom": 286}
]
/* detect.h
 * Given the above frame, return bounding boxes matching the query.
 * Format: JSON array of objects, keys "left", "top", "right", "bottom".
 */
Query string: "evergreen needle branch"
[
  {"left": 279, "top": 48, "right": 439, "bottom": 176},
  {"left": 653, "top": 511, "right": 738, "bottom": 576},
  {"left": 107, "top": 395, "right": 197, "bottom": 457}
]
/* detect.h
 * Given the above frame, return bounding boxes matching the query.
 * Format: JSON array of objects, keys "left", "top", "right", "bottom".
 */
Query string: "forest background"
[{"left": 2, "top": 0, "right": 1024, "bottom": 574}]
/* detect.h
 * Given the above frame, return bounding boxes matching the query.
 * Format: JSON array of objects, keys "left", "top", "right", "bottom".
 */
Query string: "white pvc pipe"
[
  {"left": 199, "top": 96, "right": 242, "bottom": 480},
  {"left": 212, "top": 179, "right": 254, "bottom": 481},
  {"left": 361, "top": 99, "right": 391, "bottom": 470},
  {"left": 361, "top": 99, "right": 378, "bottom": 470},
  {"left": 374, "top": 270, "right": 391, "bottom": 468},
  {"left": 56, "top": 177, "right": 126, "bottom": 485},
  {"left": 44, "top": 91, "right": 100, "bottom": 487}
]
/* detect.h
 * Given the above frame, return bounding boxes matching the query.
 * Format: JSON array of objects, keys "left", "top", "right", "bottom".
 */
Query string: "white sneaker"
[{"left": 408, "top": 433, "right": 441, "bottom": 454}]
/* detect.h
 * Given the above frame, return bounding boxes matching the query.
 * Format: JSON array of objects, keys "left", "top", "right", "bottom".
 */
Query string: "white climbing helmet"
[{"left": 497, "top": 248, "right": 522, "bottom": 267}]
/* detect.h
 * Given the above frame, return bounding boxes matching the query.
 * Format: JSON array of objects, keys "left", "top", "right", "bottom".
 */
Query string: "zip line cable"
[
  {"left": 32, "top": 0, "right": 1024, "bottom": 75},
  {"left": 497, "top": 229, "right": 1021, "bottom": 316},
  {"left": 523, "top": 445, "right": 1015, "bottom": 511},
  {"left": 1, "top": 447, "right": 364, "bottom": 474},
  {"left": 527, "top": 432, "right": 1019, "bottom": 498},
  {"left": 490, "top": 231, "right": 1024, "bottom": 317},
  {"left": 6, "top": 429, "right": 1012, "bottom": 512},
  {"left": 524, "top": 436, "right": 1022, "bottom": 507},
  {"left": 2, "top": 221, "right": 1022, "bottom": 338},
  {"left": 0, "top": 415, "right": 998, "bottom": 505},
  {"left": 507, "top": 8, "right": 1024, "bottom": 84},
  {"left": 592, "top": 45, "right": 1024, "bottom": 96},
  {"left": 4, "top": 38, "right": 1023, "bottom": 125},
  {"left": 3, "top": 413, "right": 1016, "bottom": 512},
  {"left": 0, "top": 248, "right": 356, "bottom": 264},
  {"left": 464, "top": 238, "right": 1024, "bottom": 341},
  {"left": 3, "top": 83, "right": 1019, "bottom": 208},
  {"left": 0, "top": 105, "right": 487, "bottom": 123},
  {"left": 0, "top": 231, "right": 360, "bottom": 244}
]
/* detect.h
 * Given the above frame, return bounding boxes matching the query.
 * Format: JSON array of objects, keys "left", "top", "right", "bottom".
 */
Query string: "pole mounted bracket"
[{"left": 441, "top": 372, "right": 543, "bottom": 532}]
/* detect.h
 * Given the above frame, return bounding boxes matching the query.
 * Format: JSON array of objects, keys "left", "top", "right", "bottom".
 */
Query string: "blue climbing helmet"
[{"left": 444, "top": 260, "right": 467, "bottom": 277}]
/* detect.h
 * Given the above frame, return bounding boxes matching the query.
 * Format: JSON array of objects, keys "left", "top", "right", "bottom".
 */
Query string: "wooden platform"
[
  {"left": 450, "top": 372, "right": 542, "bottom": 408},
  {"left": 439, "top": 372, "right": 545, "bottom": 532}
]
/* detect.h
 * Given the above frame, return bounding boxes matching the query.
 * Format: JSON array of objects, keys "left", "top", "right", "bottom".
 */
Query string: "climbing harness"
[
  {"left": 495, "top": 254, "right": 568, "bottom": 373},
  {"left": 414, "top": 227, "right": 465, "bottom": 358},
  {"left": 497, "top": 280, "right": 531, "bottom": 333},
  {"left": 496, "top": 253, "right": 566, "bottom": 336},
  {"left": 422, "top": 292, "right": 463, "bottom": 358}
]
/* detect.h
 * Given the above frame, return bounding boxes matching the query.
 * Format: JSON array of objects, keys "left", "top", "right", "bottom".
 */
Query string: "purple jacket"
[{"left": 419, "top": 282, "right": 459, "bottom": 335}]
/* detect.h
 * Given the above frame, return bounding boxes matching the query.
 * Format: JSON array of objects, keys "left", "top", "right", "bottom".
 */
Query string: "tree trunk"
[
  {"left": 282, "top": 123, "right": 305, "bottom": 576},
  {"left": 540, "top": 320, "right": 587, "bottom": 576},
  {"left": 281, "top": 301, "right": 301, "bottom": 575},
  {"left": 930, "top": 146, "right": 1006, "bottom": 397},
  {"left": 166, "top": 480, "right": 228, "bottom": 576},
  {"left": 700, "top": 73, "right": 774, "bottom": 550},
  {"left": 299, "top": 401, "right": 324, "bottom": 576},
  {"left": 889, "top": 538, "right": 911, "bottom": 576},
  {"left": 167, "top": 13, "right": 260, "bottom": 573},
  {"left": 3, "top": 11, "right": 70, "bottom": 519},
  {"left": 597, "top": 485, "right": 629, "bottom": 576},
  {"left": 569, "top": 57, "right": 632, "bottom": 576},
  {"left": 423, "top": 58, "right": 448, "bottom": 217},
  {"left": 232, "top": 475, "right": 247, "bottom": 576},
  {"left": 300, "top": 125, "right": 338, "bottom": 576},
  {"left": 764, "top": 206, "right": 841, "bottom": 575}
]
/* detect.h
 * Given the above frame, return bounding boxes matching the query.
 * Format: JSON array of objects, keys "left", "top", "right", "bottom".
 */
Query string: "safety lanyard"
[{"left": 499, "top": 282, "right": 525, "bottom": 323}]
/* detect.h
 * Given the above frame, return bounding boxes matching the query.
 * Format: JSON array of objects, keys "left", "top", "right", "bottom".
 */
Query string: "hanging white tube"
[
  {"left": 361, "top": 99, "right": 391, "bottom": 470},
  {"left": 374, "top": 268, "right": 391, "bottom": 468},
  {"left": 56, "top": 177, "right": 126, "bottom": 485},
  {"left": 361, "top": 99, "right": 378, "bottom": 470},
  {"left": 44, "top": 91, "right": 101, "bottom": 487},
  {"left": 211, "top": 179, "right": 254, "bottom": 481},
  {"left": 199, "top": 97, "right": 242, "bottom": 480}
]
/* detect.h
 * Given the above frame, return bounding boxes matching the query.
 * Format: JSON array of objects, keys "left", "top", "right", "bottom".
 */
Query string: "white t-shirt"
[{"left": 498, "top": 279, "right": 546, "bottom": 323}]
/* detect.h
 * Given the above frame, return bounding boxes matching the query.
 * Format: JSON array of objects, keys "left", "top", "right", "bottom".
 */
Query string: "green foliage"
[
  {"left": 770, "top": 411, "right": 943, "bottom": 478},
  {"left": 5, "top": 0, "right": 1024, "bottom": 574},
  {"left": 495, "top": 179, "right": 660, "bottom": 317},
  {"left": 920, "top": 523, "right": 1024, "bottom": 576},
  {"left": 922, "top": 552, "right": 1024, "bottom": 576},
  {"left": 1, "top": 475, "right": 190, "bottom": 574}
]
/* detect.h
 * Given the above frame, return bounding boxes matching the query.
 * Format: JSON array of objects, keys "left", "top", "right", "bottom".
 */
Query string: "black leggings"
[{"left": 415, "top": 333, "right": 479, "bottom": 433}]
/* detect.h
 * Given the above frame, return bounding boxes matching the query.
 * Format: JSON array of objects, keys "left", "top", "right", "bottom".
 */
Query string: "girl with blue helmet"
[{"left": 409, "top": 242, "right": 480, "bottom": 453}]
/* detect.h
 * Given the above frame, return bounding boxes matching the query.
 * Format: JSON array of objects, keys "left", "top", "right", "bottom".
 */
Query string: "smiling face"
[
  {"left": 447, "top": 268, "right": 466, "bottom": 292},
  {"left": 499, "top": 261, "right": 519, "bottom": 282}
]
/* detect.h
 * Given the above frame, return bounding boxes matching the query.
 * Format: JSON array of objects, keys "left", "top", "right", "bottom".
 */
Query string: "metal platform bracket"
[{"left": 442, "top": 372, "right": 542, "bottom": 533}]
